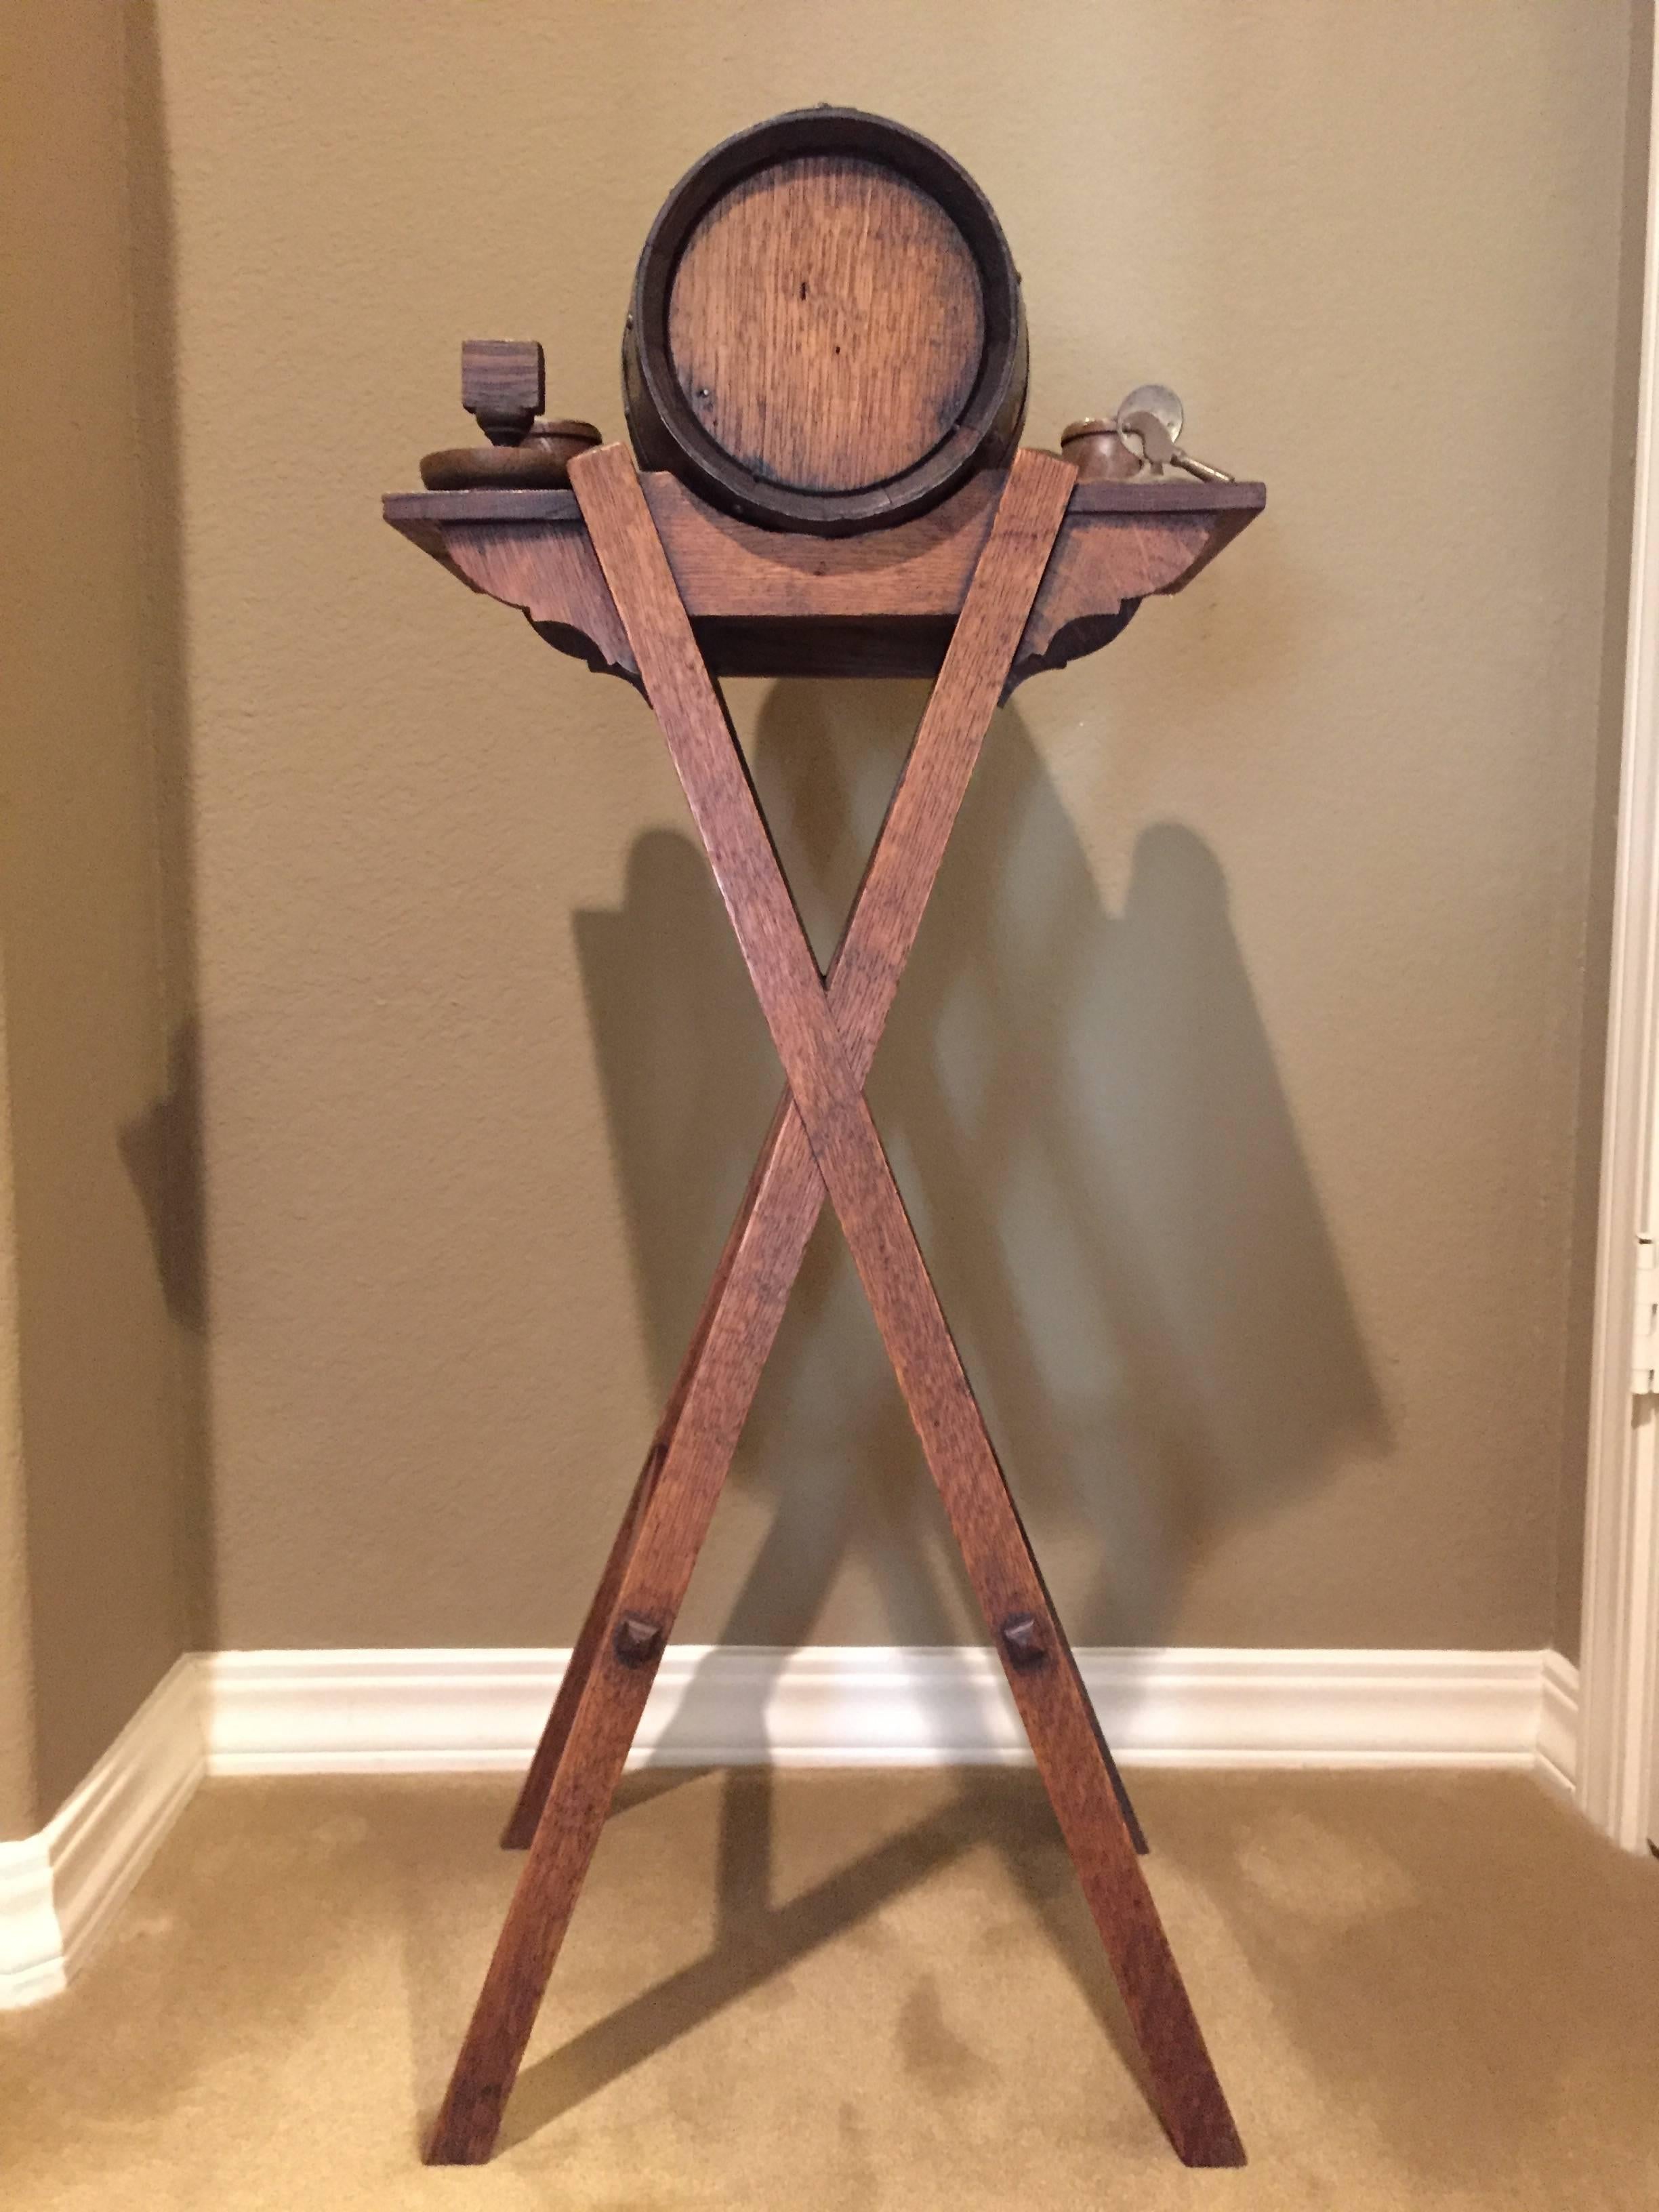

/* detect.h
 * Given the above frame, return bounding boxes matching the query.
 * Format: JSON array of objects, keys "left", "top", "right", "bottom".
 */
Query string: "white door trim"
[{"left": 1580, "top": 22, "right": 1659, "bottom": 1854}]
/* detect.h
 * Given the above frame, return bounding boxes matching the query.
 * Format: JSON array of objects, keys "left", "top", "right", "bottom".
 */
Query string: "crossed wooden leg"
[
  {"left": 501, "top": 466, "right": 1144, "bottom": 1859},
  {"left": 425, "top": 449, "right": 1242, "bottom": 2169}
]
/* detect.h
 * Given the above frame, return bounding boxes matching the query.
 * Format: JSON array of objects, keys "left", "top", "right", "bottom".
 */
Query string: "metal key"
[{"left": 1113, "top": 384, "right": 1235, "bottom": 485}]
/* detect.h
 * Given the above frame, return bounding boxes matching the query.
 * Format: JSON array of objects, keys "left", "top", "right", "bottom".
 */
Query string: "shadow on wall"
[
  {"left": 119, "top": 1017, "right": 206, "bottom": 1336},
  {"left": 575, "top": 677, "right": 1389, "bottom": 1665}
]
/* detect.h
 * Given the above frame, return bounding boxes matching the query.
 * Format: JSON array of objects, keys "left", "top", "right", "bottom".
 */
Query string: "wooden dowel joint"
[
  {"left": 999, "top": 1612, "right": 1048, "bottom": 1671},
  {"left": 613, "top": 1613, "right": 665, "bottom": 1668}
]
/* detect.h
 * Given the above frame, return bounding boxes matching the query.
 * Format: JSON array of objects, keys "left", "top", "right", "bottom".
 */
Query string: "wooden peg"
[
  {"left": 613, "top": 1613, "right": 664, "bottom": 1668},
  {"left": 462, "top": 339, "right": 546, "bottom": 446},
  {"left": 999, "top": 1612, "right": 1048, "bottom": 1671}
]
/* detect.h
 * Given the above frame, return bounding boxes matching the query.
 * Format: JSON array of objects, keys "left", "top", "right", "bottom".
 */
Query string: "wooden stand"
[{"left": 385, "top": 445, "right": 1263, "bottom": 2168}]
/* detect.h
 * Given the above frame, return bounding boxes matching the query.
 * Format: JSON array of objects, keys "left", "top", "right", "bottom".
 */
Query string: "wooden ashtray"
[{"left": 419, "top": 419, "right": 601, "bottom": 491}]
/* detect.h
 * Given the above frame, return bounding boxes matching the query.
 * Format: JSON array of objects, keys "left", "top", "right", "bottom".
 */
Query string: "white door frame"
[{"left": 1580, "top": 28, "right": 1659, "bottom": 1855}]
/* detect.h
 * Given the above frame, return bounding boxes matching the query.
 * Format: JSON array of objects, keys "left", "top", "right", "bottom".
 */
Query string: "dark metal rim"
[{"left": 625, "top": 106, "right": 1027, "bottom": 532}]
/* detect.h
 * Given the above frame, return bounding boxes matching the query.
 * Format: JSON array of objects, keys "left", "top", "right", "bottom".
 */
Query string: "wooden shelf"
[{"left": 383, "top": 464, "right": 1265, "bottom": 687}]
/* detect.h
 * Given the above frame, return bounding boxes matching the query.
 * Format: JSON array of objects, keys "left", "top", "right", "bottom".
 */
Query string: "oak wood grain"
[
  {"left": 572, "top": 443, "right": 1244, "bottom": 2171},
  {"left": 502, "top": 451, "right": 1125, "bottom": 1852},
  {"left": 668, "top": 154, "right": 984, "bottom": 493},
  {"left": 495, "top": 1440, "right": 660, "bottom": 1852},
  {"left": 423, "top": 447, "right": 1243, "bottom": 2171},
  {"left": 621, "top": 108, "right": 1027, "bottom": 533},
  {"left": 426, "top": 451, "right": 1078, "bottom": 2164},
  {"left": 382, "top": 467, "right": 1262, "bottom": 685}
]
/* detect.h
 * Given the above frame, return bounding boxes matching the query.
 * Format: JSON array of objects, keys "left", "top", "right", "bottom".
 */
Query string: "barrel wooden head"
[{"left": 623, "top": 108, "right": 1028, "bottom": 535}]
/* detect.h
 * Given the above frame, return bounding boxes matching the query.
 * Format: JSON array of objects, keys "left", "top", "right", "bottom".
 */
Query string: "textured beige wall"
[
  {"left": 148, "top": 0, "right": 1640, "bottom": 1655},
  {"left": 1554, "top": 6, "right": 1654, "bottom": 1668},
  {"left": 0, "top": 1, "right": 197, "bottom": 1826},
  {"left": 0, "top": 998, "right": 36, "bottom": 1839},
  {"left": 1557, "top": 0, "right": 1654, "bottom": 1663}
]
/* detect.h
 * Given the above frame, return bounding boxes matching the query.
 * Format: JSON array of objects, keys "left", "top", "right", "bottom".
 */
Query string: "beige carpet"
[{"left": 1, "top": 1767, "right": 1656, "bottom": 2209}]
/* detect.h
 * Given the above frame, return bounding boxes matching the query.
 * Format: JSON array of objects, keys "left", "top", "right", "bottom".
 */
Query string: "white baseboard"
[
  {"left": 0, "top": 1657, "right": 203, "bottom": 2009},
  {"left": 1536, "top": 1647, "right": 1582, "bottom": 1794},
  {"left": 1, "top": 1643, "right": 1582, "bottom": 2010},
  {"left": 203, "top": 1643, "right": 1578, "bottom": 1776}
]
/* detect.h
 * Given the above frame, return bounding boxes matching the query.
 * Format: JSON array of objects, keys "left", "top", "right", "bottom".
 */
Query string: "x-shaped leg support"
[{"left": 426, "top": 447, "right": 1243, "bottom": 2169}]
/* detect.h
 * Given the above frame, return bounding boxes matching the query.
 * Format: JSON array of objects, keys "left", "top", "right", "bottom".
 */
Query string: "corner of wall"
[
  {"left": 1553, "top": 0, "right": 1656, "bottom": 1668},
  {"left": 0, "top": 0, "right": 201, "bottom": 1831}
]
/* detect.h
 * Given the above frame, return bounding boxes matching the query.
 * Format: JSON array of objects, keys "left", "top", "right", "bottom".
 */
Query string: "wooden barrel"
[{"left": 622, "top": 108, "right": 1028, "bottom": 535}]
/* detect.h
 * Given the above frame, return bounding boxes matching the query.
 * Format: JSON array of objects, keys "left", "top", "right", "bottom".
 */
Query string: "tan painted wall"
[
  {"left": 148, "top": 0, "right": 1641, "bottom": 1656},
  {"left": 0, "top": 1, "right": 197, "bottom": 1828},
  {"left": 0, "top": 996, "right": 37, "bottom": 1839},
  {"left": 1554, "top": 6, "right": 1654, "bottom": 1668}
]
